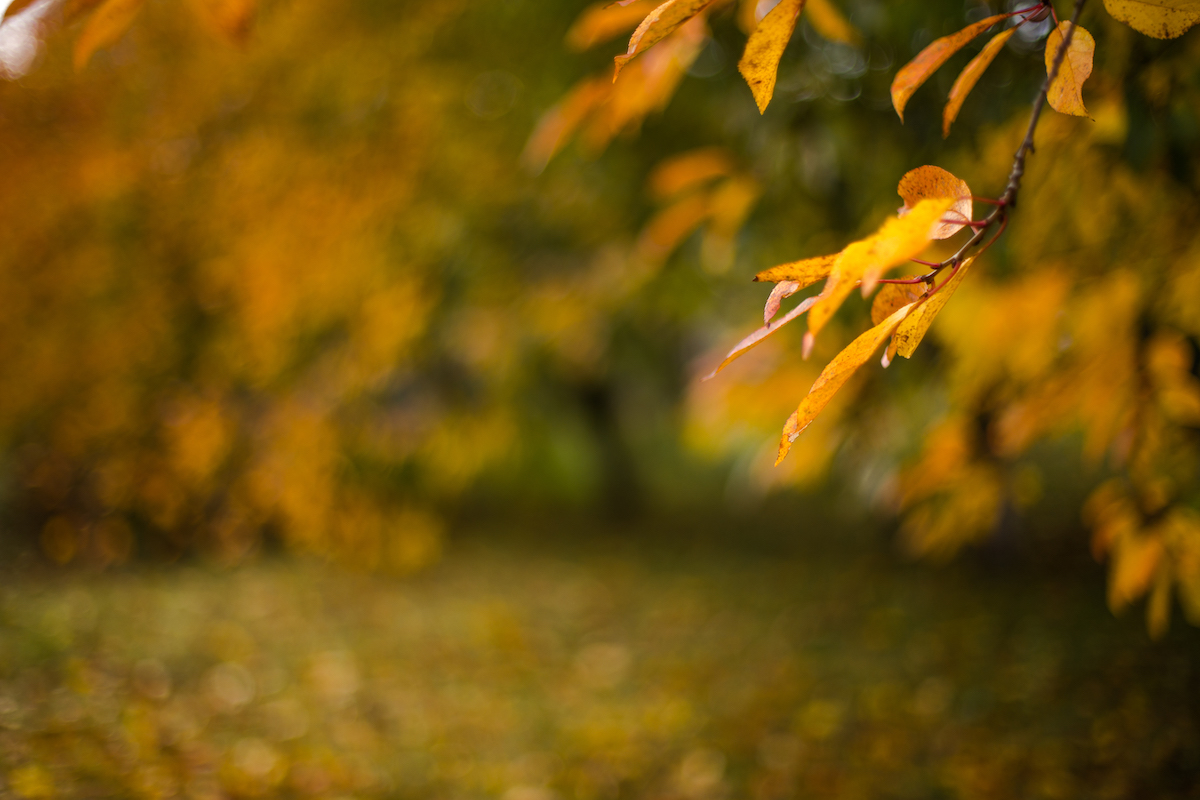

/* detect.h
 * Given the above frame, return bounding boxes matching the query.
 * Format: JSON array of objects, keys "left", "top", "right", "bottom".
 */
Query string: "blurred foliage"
[{"left": 0, "top": 0, "right": 1199, "bottom": 642}]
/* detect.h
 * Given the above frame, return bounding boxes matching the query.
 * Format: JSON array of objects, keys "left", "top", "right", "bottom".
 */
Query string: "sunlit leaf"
[
  {"left": 890, "top": 14, "right": 1008, "bottom": 122},
  {"left": 73, "top": 0, "right": 143, "bottom": 71},
  {"left": 648, "top": 147, "right": 737, "bottom": 199},
  {"left": 804, "top": 0, "right": 860, "bottom": 45},
  {"left": 807, "top": 197, "right": 952, "bottom": 340},
  {"left": 613, "top": 0, "right": 714, "bottom": 79},
  {"left": 776, "top": 301, "right": 916, "bottom": 463},
  {"left": 566, "top": 0, "right": 660, "bottom": 51},
  {"left": 1109, "top": 531, "right": 1164, "bottom": 612},
  {"left": 870, "top": 280, "right": 925, "bottom": 325},
  {"left": 753, "top": 253, "right": 838, "bottom": 286},
  {"left": 704, "top": 295, "right": 818, "bottom": 379},
  {"left": 892, "top": 256, "right": 974, "bottom": 358},
  {"left": 1045, "top": 22, "right": 1093, "bottom": 117},
  {"left": 1102, "top": 0, "right": 1200, "bottom": 38},
  {"left": 897, "top": 165, "right": 972, "bottom": 239},
  {"left": 737, "top": 0, "right": 805, "bottom": 113},
  {"left": 943, "top": 27, "right": 1016, "bottom": 137}
]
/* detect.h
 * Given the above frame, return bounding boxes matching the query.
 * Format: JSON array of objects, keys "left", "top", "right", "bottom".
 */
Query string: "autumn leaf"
[
  {"left": 776, "top": 301, "right": 916, "bottom": 463},
  {"left": 871, "top": 281, "right": 926, "bottom": 325},
  {"left": 897, "top": 165, "right": 972, "bottom": 239},
  {"left": 188, "top": 0, "right": 256, "bottom": 45},
  {"left": 806, "top": 197, "right": 953, "bottom": 342},
  {"left": 943, "top": 27, "right": 1016, "bottom": 138},
  {"left": 613, "top": 0, "right": 714, "bottom": 79},
  {"left": 74, "top": 0, "right": 144, "bottom": 71},
  {"left": 648, "top": 147, "right": 737, "bottom": 199},
  {"left": 1109, "top": 531, "right": 1165, "bottom": 612},
  {"left": 738, "top": 0, "right": 805, "bottom": 113},
  {"left": 704, "top": 295, "right": 818, "bottom": 379},
  {"left": 522, "top": 76, "right": 613, "bottom": 174},
  {"left": 890, "top": 14, "right": 1009, "bottom": 122},
  {"left": 892, "top": 256, "right": 974, "bottom": 358},
  {"left": 753, "top": 253, "right": 838, "bottom": 286},
  {"left": 1102, "top": 0, "right": 1200, "bottom": 38},
  {"left": 566, "top": 0, "right": 660, "bottom": 51},
  {"left": 804, "top": 0, "right": 861, "bottom": 45},
  {"left": 764, "top": 280, "right": 801, "bottom": 324},
  {"left": 635, "top": 191, "right": 712, "bottom": 263},
  {"left": 1045, "top": 21, "right": 1094, "bottom": 117}
]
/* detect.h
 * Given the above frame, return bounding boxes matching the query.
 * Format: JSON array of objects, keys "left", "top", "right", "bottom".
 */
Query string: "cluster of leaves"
[{"left": 537, "top": 0, "right": 1200, "bottom": 635}]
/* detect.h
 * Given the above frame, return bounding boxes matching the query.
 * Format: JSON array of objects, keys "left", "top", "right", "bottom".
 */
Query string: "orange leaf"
[
  {"left": 566, "top": 0, "right": 660, "bottom": 51},
  {"left": 189, "top": 0, "right": 256, "bottom": 45},
  {"left": 892, "top": 256, "right": 974, "bottom": 359},
  {"left": 890, "top": 14, "right": 1009, "bottom": 122},
  {"left": 74, "top": 0, "right": 144, "bottom": 71},
  {"left": 634, "top": 191, "right": 712, "bottom": 263},
  {"left": 1046, "top": 21, "right": 1094, "bottom": 117},
  {"left": 521, "top": 76, "right": 613, "bottom": 174},
  {"left": 753, "top": 253, "right": 838, "bottom": 286},
  {"left": 737, "top": 0, "right": 805, "bottom": 113},
  {"left": 897, "top": 165, "right": 972, "bottom": 239},
  {"left": 943, "top": 27, "right": 1016, "bottom": 137},
  {"left": 804, "top": 0, "right": 861, "bottom": 45},
  {"left": 871, "top": 281, "right": 926, "bottom": 325},
  {"left": 648, "top": 147, "right": 737, "bottom": 199},
  {"left": 807, "top": 197, "right": 952, "bottom": 340},
  {"left": 613, "top": 0, "right": 714, "bottom": 79},
  {"left": 776, "top": 301, "right": 916, "bottom": 463},
  {"left": 704, "top": 295, "right": 818, "bottom": 379}
]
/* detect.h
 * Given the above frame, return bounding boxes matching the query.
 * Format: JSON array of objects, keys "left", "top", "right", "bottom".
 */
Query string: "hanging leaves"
[
  {"left": 776, "top": 302, "right": 916, "bottom": 463},
  {"left": 891, "top": 14, "right": 1009, "bottom": 122},
  {"left": 613, "top": 0, "right": 714, "bottom": 79},
  {"left": 897, "top": 165, "right": 973, "bottom": 239},
  {"left": 74, "top": 0, "right": 144, "bottom": 71},
  {"left": 738, "top": 0, "right": 806, "bottom": 113},
  {"left": 892, "top": 256, "right": 974, "bottom": 359},
  {"left": 806, "top": 196, "right": 953, "bottom": 342},
  {"left": 871, "top": 281, "right": 926, "bottom": 326},
  {"left": 1046, "top": 21, "right": 1094, "bottom": 117},
  {"left": 566, "top": 0, "right": 660, "bottom": 51},
  {"left": 943, "top": 27, "right": 1017, "bottom": 137},
  {"left": 1102, "top": 0, "right": 1200, "bottom": 39}
]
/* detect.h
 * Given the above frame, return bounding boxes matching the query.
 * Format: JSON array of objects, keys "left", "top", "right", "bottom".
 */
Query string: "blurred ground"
[{"left": 2, "top": 521, "right": 1198, "bottom": 800}]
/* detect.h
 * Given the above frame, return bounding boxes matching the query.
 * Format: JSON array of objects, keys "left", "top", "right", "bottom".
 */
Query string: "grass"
[{"left": 1, "top": 522, "right": 1198, "bottom": 799}]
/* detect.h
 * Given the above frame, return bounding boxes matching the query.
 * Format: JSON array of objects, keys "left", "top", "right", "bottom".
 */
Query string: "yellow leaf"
[
  {"left": 1045, "top": 22, "right": 1094, "bottom": 118},
  {"left": 804, "top": 0, "right": 861, "bottom": 45},
  {"left": 893, "top": 256, "right": 974, "bottom": 358},
  {"left": 705, "top": 295, "right": 819, "bottom": 379},
  {"left": 73, "top": 0, "right": 144, "bottom": 71},
  {"left": 890, "top": 14, "right": 1008, "bottom": 122},
  {"left": 521, "top": 75, "right": 613, "bottom": 174},
  {"left": 1103, "top": 0, "right": 1200, "bottom": 38},
  {"left": 753, "top": 253, "right": 838, "bottom": 286},
  {"left": 1109, "top": 531, "right": 1164, "bottom": 612},
  {"left": 807, "top": 197, "right": 952, "bottom": 340},
  {"left": 943, "top": 27, "right": 1016, "bottom": 137},
  {"left": 705, "top": 174, "right": 761, "bottom": 237},
  {"left": 634, "top": 191, "right": 712, "bottom": 263},
  {"left": 648, "top": 147, "right": 737, "bottom": 199},
  {"left": 738, "top": 0, "right": 805, "bottom": 113},
  {"left": 897, "top": 165, "right": 972, "bottom": 239},
  {"left": 613, "top": 0, "right": 714, "bottom": 79},
  {"left": 566, "top": 0, "right": 660, "bottom": 51},
  {"left": 870, "top": 280, "right": 926, "bottom": 325},
  {"left": 776, "top": 301, "right": 915, "bottom": 463}
]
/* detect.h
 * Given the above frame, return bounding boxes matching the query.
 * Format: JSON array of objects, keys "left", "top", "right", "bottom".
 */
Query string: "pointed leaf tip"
[
  {"left": 943, "top": 27, "right": 1016, "bottom": 137},
  {"left": 890, "top": 13, "right": 1008, "bottom": 121},
  {"left": 737, "top": 0, "right": 805, "bottom": 113}
]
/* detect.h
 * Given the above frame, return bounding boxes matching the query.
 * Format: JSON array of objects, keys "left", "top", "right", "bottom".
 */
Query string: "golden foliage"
[
  {"left": 738, "top": 0, "right": 806, "bottom": 113},
  {"left": 943, "top": 27, "right": 1017, "bottom": 137},
  {"left": 1102, "top": 0, "right": 1200, "bottom": 38},
  {"left": 1045, "top": 22, "right": 1094, "bottom": 117},
  {"left": 890, "top": 14, "right": 1009, "bottom": 122}
]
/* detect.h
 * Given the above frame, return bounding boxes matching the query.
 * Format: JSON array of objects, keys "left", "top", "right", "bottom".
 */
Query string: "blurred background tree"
[{"left": 0, "top": 0, "right": 1198, "bottom": 634}]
